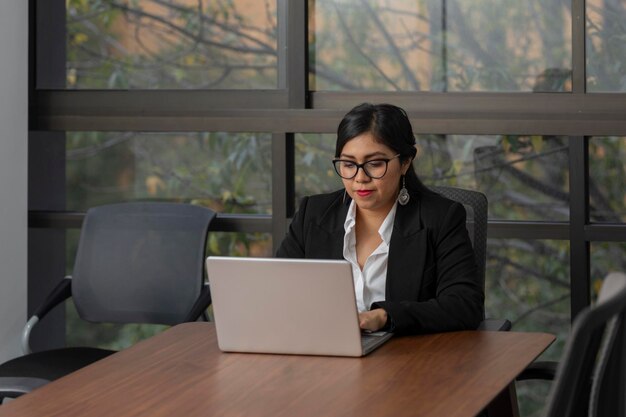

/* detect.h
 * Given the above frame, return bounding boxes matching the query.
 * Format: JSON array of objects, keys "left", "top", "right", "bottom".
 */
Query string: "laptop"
[{"left": 206, "top": 256, "right": 393, "bottom": 357}]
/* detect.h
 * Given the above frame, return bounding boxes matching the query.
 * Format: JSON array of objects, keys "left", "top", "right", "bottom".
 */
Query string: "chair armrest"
[
  {"left": 0, "top": 377, "right": 50, "bottom": 400},
  {"left": 32, "top": 276, "right": 72, "bottom": 319},
  {"left": 477, "top": 318, "right": 512, "bottom": 331},
  {"left": 183, "top": 283, "right": 211, "bottom": 322},
  {"left": 516, "top": 360, "right": 558, "bottom": 381},
  {"left": 21, "top": 277, "right": 72, "bottom": 354}
]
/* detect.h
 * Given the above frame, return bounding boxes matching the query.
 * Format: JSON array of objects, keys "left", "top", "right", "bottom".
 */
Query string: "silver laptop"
[{"left": 206, "top": 256, "right": 393, "bottom": 357}]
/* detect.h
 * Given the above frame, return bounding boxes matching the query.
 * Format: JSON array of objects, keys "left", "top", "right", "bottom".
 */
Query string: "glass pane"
[
  {"left": 66, "top": 0, "right": 277, "bottom": 89},
  {"left": 486, "top": 238, "right": 570, "bottom": 359},
  {"left": 208, "top": 231, "right": 273, "bottom": 258},
  {"left": 591, "top": 242, "right": 626, "bottom": 302},
  {"left": 295, "top": 133, "right": 343, "bottom": 200},
  {"left": 486, "top": 238, "right": 570, "bottom": 416},
  {"left": 586, "top": 0, "right": 626, "bottom": 92},
  {"left": 66, "top": 132, "right": 272, "bottom": 214},
  {"left": 310, "top": 0, "right": 571, "bottom": 92},
  {"left": 295, "top": 133, "right": 570, "bottom": 221},
  {"left": 66, "top": 229, "right": 271, "bottom": 349},
  {"left": 589, "top": 137, "right": 626, "bottom": 223},
  {"left": 417, "top": 135, "right": 569, "bottom": 221}
]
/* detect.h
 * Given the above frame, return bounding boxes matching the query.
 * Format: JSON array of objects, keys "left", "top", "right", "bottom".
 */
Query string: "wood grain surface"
[{"left": 0, "top": 323, "right": 554, "bottom": 417}]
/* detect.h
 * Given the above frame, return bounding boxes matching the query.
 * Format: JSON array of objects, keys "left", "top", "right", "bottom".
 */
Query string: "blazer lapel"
[
  {"left": 308, "top": 193, "right": 349, "bottom": 259},
  {"left": 308, "top": 226, "right": 345, "bottom": 259},
  {"left": 386, "top": 195, "right": 428, "bottom": 302},
  {"left": 306, "top": 191, "right": 429, "bottom": 298}
]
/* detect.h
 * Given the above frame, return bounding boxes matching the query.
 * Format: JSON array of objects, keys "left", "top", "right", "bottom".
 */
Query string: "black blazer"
[{"left": 276, "top": 189, "right": 484, "bottom": 335}]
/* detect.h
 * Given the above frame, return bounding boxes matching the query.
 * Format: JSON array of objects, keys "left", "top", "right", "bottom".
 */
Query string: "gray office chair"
[
  {"left": 431, "top": 186, "right": 511, "bottom": 331},
  {"left": 540, "top": 271, "right": 626, "bottom": 417},
  {"left": 0, "top": 202, "right": 216, "bottom": 401}
]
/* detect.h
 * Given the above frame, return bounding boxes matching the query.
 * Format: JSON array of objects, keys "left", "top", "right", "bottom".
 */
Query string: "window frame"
[{"left": 28, "top": 0, "right": 626, "bottom": 350}]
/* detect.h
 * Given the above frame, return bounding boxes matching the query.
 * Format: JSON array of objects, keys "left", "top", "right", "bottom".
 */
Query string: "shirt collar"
[
  {"left": 344, "top": 199, "right": 357, "bottom": 234},
  {"left": 379, "top": 202, "right": 397, "bottom": 245}
]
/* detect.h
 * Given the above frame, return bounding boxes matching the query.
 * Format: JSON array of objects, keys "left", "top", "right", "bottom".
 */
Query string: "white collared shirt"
[{"left": 343, "top": 200, "right": 397, "bottom": 312}]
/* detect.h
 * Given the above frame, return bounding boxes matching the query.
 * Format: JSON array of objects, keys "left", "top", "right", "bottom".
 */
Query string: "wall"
[{"left": 0, "top": 0, "right": 28, "bottom": 362}]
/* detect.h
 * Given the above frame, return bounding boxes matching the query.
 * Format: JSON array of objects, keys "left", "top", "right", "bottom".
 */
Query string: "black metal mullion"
[
  {"left": 488, "top": 222, "right": 569, "bottom": 240},
  {"left": 38, "top": 210, "right": 621, "bottom": 242},
  {"left": 33, "top": 109, "right": 626, "bottom": 136},
  {"left": 272, "top": 0, "right": 305, "bottom": 252},
  {"left": 281, "top": 0, "right": 308, "bottom": 108},
  {"left": 37, "top": 90, "right": 626, "bottom": 116},
  {"left": 271, "top": 133, "right": 294, "bottom": 253},
  {"left": 569, "top": 136, "right": 590, "bottom": 318},
  {"left": 585, "top": 224, "right": 626, "bottom": 242},
  {"left": 28, "top": 211, "right": 273, "bottom": 233},
  {"left": 33, "top": 91, "right": 626, "bottom": 135}
]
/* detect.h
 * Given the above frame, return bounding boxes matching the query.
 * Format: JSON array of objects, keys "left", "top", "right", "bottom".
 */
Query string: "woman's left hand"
[{"left": 358, "top": 308, "right": 388, "bottom": 332}]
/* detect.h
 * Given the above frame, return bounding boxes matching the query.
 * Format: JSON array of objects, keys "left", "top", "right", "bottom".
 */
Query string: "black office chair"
[
  {"left": 0, "top": 202, "right": 216, "bottom": 401},
  {"left": 431, "top": 185, "right": 511, "bottom": 331},
  {"left": 538, "top": 271, "right": 626, "bottom": 417}
]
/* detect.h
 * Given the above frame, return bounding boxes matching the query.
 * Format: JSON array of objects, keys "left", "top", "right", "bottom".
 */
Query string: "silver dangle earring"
[
  {"left": 398, "top": 175, "right": 410, "bottom": 206},
  {"left": 343, "top": 189, "right": 347, "bottom": 204}
]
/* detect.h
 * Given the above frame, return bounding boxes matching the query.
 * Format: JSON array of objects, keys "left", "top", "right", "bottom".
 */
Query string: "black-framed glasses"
[{"left": 332, "top": 154, "right": 400, "bottom": 179}]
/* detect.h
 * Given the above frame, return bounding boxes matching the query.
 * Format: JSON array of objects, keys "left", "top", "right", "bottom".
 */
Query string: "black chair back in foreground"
[
  {"left": 0, "top": 202, "right": 215, "bottom": 401},
  {"left": 432, "top": 185, "right": 511, "bottom": 331},
  {"left": 544, "top": 271, "right": 626, "bottom": 417}
]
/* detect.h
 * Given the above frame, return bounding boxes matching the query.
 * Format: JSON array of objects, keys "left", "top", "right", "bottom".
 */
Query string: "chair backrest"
[
  {"left": 72, "top": 202, "right": 216, "bottom": 325},
  {"left": 544, "top": 271, "right": 626, "bottom": 417},
  {"left": 431, "top": 186, "right": 488, "bottom": 291}
]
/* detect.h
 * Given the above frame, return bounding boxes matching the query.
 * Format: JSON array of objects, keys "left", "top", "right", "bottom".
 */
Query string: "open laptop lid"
[{"left": 206, "top": 256, "right": 372, "bottom": 357}]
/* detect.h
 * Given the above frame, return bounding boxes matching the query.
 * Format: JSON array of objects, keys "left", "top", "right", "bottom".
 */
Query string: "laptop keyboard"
[{"left": 361, "top": 331, "right": 391, "bottom": 353}]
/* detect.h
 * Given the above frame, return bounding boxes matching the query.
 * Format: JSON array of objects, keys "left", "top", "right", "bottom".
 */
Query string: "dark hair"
[{"left": 335, "top": 103, "right": 430, "bottom": 195}]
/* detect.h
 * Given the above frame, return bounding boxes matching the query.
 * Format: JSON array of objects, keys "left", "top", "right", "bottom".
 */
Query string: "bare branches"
[
  {"left": 361, "top": 1, "right": 420, "bottom": 90},
  {"left": 331, "top": 2, "right": 401, "bottom": 90},
  {"left": 108, "top": 0, "right": 275, "bottom": 56}
]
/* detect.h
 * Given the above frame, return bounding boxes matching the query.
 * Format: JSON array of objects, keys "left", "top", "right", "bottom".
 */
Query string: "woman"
[{"left": 276, "top": 103, "right": 484, "bottom": 335}]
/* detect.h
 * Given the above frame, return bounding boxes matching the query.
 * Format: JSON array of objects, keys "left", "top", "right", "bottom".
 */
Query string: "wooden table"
[{"left": 0, "top": 323, "right": 554, "bottom": 417}]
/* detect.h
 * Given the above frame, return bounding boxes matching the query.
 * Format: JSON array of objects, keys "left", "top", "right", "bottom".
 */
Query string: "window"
[
  {"left": 586, "top": 0, "right": 626, "bottom": 92},
  {"left": 296, "top": 133, "right": 571, "bottom": 221},
  {"left": 589, "top": 136, "right": 626, "bottom": 223},
  {"left": 30, "top": 3, "right": 626, "bottom": 414},
  {"left": 67, "top": 131, "right": 273, "bottom": 214},
  {"left": 591, "top": 242, "right": 626, "bottom": 301},
  {"left": 310, "top": 0, "right": 572, "bottom": 92},
  {"left": 63, "top": 0, "right": 278, "bottom": 89}
]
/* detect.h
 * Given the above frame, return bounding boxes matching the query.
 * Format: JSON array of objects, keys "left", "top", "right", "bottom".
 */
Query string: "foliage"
[
  {"left": 587, "top": 0, "right": 626, "bottom": 91},
  {"left": 589, "top": 137, "right": 626, "bottom": 222},
  {"left": 63, "top": 0, "right": 626, "bottom": 92},
  {"left": 67, "top": 0, "right": 278, "bottom": 88},
  {"left": 311, "top": 0, "right": 571, "bottom": 91}
]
